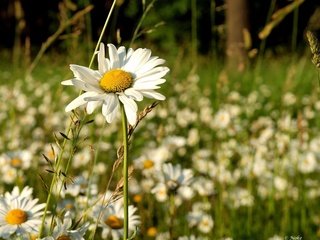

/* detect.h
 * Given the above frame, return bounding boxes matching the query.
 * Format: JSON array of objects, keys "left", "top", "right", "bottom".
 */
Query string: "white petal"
[
  {"left": 119, "top": 95, "right": 138, "bottom": 125},
  {"left": 123, "top": 48, "right": 151, "bottom": 73},
  {"left": 140, "top": 90, "right": 166, "bottom": 100},
  {"left": 84, "top": 94, "right": 107, "bottom": 101},
  {"left": 117, "top": 46, "right": 127, "bottom": 67},
  {"left": 124, "top": 88, "right": 143, "bottom": 101},
  {"left": 132, "top": 78, "right": 166, "bottom": 91},
  {"left": 134, "top": 78, "right": 166, "bottom": 87},
  {"left": 126, "top": 48, "right": 134, "bottom": 62},
  {"left": 98, "top": 43, "right": 108, "bottom": 73},
  {"left": 86, "top": 101, "right": 100, "bottom": 114},
  {"left": 135, "top": 57, "right": 165, "bottom": 76},
  {"left": 65, "top": 92, "right": 98, "bottom": 112},
  {"left": 133, "top": 84, "right": 161, "bottom": 90},
  {"left": 70, "top": 65, "right": 100, "bottom": 85},
  {"left": 106, "top": 103, "right": 119, "bottom": 123},
  {"left": 61, "top": 79, "right": 74, "bottom": 85},
  {"left": 135, "top": 67, "right": 169, "bottom": 82},
  {"left": 107, "top": 44, "right": 120, "bottom": 69},
  {"left": 102, "top": 94, "right": 118, "bottom": 121},
  {"left": 70, "top": 79, "right": 103, "bottom": 93}
]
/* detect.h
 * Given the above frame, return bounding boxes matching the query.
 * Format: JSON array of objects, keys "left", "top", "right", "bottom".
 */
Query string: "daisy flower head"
[
  {"left": 0, "top": 186, "right": 46, "bottom": 239},
  {"left": 62, "top": 43, "right": 169, "bottom": 125},
  {"left": 93, "top": 198, "right": 140, "bottom": 240},
  {"left": 41, "top": 211, "right": 89, "bottom": 240}
]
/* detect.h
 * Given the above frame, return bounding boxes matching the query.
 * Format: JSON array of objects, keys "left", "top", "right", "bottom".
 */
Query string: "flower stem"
[
  {"left": 121, "top": 103, "right": 129, "bottom": 240},
  {"left": 88, "top": 0, "right": 117, "bottom": 69}
]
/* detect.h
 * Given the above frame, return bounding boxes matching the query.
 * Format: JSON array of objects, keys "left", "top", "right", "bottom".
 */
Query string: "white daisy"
[
  {"left": 0, "top": 186, "right": 46, "bottom": 239},
  {"left": 41, "top": 211, "right": 89, "bottom": 240},
  {"left": 62, "top": 43, "right": 169, "bottom": 125},
  {"left": 152, "top": 163, "right": 194, "bottom": 200},
  {"left": 93, "top": 198, "right": 140, "bottom": 240},
  {"left": 160, "top": 163, "right": 193, "bottom": 193}
]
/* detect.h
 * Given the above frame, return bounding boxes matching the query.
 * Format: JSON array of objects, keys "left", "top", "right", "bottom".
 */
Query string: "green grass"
[{"left": 0, "top": 46, "right": 320, "bottom": 239}]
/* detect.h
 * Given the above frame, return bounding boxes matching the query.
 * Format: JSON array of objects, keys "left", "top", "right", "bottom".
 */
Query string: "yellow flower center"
[
  {"left": 147, "top": 227, "right": 158, "bottom": 237},
  {"left": 105, "top": 215, "right": 124, "bottom": 229},
  {"left": 133, "top": 194, "right": 142, "bottom": 203},
  {"left": 57, "top": 235, "right": 71, "bottom": 240},
  {"left": 30, "top": 234, "right": 39, "bottom": 240},
  {"left": 99, "top": 69, "right": 133, "bottom": 93},
  {"left": 10, "top": 158, "right": 22, "bottom": 168},
  {"left": 143, "top": 159, "right": 154, "bottom": 169},
  {"left": 5, "top": 209, "right": 28, "bottom": 225},
  {"left": 65, "top": 203, "right": 74, "bottom": 210}
]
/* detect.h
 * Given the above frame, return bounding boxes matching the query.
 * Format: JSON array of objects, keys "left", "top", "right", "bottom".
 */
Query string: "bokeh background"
[{"left": 1, "top": 0, "right": 320, "bottom": 239}]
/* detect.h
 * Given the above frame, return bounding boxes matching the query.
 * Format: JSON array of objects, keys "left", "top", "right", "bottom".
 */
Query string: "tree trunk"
[{"left": 226, "top": 0, "right": 249, "bottom": 72}]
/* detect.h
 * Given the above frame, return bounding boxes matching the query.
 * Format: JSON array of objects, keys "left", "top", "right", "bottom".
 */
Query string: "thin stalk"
[
  {"left": 88, "top": 0, "right": 117, "bottom": 68},
  {"left": 191, "top": 0, "right": 198, "bottom": 66},
  {"left": 129, "top": 0, "right": 156, "bottom": 47},
  {"left": 121, "top": 103, "right": 129, "bottom": 240},
  {"left": 168, "top": 194, "right": 176, "bottom": 240},
  {"left": 38, "top": 124, "right": 72, "bottom": 237},
  {"left": 255, "top": 0, "right": 276, "bottom": 77},
  {"left": 211, "top": 0, "right": 216, "bottom": 55},
  {"left": 38, "top": 1, "right": 117, "bottom": 236},
  {"left": 291, "top": 5, "right": 299, "bottom": 53}
]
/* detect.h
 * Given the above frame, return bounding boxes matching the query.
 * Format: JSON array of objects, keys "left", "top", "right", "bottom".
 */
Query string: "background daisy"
[{"left": 0, "top": 186, "right": 46, "bottom": 239}]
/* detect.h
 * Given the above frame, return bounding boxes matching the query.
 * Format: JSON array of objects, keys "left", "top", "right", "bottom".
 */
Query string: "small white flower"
[
  {"left": 187, "top": 207, "right": 214, "bottom": 234},
  {"left": 0, "top": 186, "right": 46, "bottom": 239},
  {"left": 93, "top": 198, "right": 140, "bottom": 240},
  {"left": 192, "top": 177, "right": 215, "bottom": 197},
  {"left": 1, "top": 150, "right": 32, "bottom": 170},
  {"left": 298, "top": 152, "right": 317, "bottom": 174},
  {"left": 198, "top": 214, "right": 214, "bottom": 233},
  {"left": 151, "top": 183, "right": 168, "bottom": 202},
  {"left": 41, "top": 211, "right": 89, "bottom": 240},
  {"left": 62, "top": 43, "right": 169, "bottom": 125},
  {"left": 274, "top": 176, "right": 288, "bottom": 192},
  {"left": 213, "top": 109, "right": 231, "bottom": 129},
  {"left": 152, "top": 163, "right": 194, "bottom": 201},
  {"left": 161, "top": 163, "right": 194, "bottom": 191}
]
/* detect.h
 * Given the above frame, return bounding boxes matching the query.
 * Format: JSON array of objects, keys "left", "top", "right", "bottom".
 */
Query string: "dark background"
[{"left": 0, "top": 0, "right": 319, "bottom": 55}]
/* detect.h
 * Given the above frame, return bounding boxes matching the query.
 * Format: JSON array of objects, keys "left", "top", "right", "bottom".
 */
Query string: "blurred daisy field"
[{"left": 1, "top": 0, "right": 320, "bottom": 240}]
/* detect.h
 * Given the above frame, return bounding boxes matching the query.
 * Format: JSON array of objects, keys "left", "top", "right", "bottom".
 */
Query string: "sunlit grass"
[{"left": 0, "top": 45, "right": 320, "bottom": 239}]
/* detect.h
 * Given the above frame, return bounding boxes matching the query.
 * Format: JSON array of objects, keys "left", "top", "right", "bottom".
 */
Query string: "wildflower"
[
  {"left": 298, "top": 152, "right": 317, "bottom": 174},
  {"left": 213, "top": 109, "right": 231, "bottom": 129},
  {"left": 93, "top": 198, "right": 140, "bottom": 240},
  {"left": 274, "top": 176, "right": 288, "bottom": 192},
  {"left": 152, "top": 163, "right": 194, "bottom": 200},
  {"left": 1, "top": 150, "right": 32, "bottom": 170},
  {"left": 192, "top": 177, "right": 214, "bottom": 197},
  {"left": 151, "top": 183, "right": 168, "bottom": 202},
  {"left": 187, "top": 207, "right": 214, "bottom": 234},
  {"left": 62, "top": 43, "right": 169, "bottom": 125},
  {"left": 0, "top": 186, "right": 46, "bottom": 239},
  {"left": 134, "top": 147, "right": 169, "bottom": 176},
  {"left": 41, "top": 211, "right": 89, "bottom": 240}
]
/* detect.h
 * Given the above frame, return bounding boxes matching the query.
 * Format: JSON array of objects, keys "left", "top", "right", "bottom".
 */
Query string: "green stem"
[
  {"left": 121, "top": 103, "right": 129, "bottom": 240},
  {"left": 129, "top": 0, "right": 156, "bottom": 47},
  {"left": 191, "top": 0, "right": 197, "bottom": 66},
  {"left": 38, "top": 124, "right": 72, "bottom": 237},
  {"left": 39, "top": 1, "right": 117, "bottom": 236},
  {"left": 291, "top": 6, "right": 299, "bottom": 54},
  {"left": 88, "top": 0, "right": 117, "bottom": 68},
  {"left": 168, "top": 194, "right": 176, "bottom": 240}
]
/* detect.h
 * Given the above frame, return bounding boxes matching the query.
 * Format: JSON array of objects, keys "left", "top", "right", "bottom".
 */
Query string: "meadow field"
[{"left": 0, "top": 0, "right": 320, "bottom": 240}]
